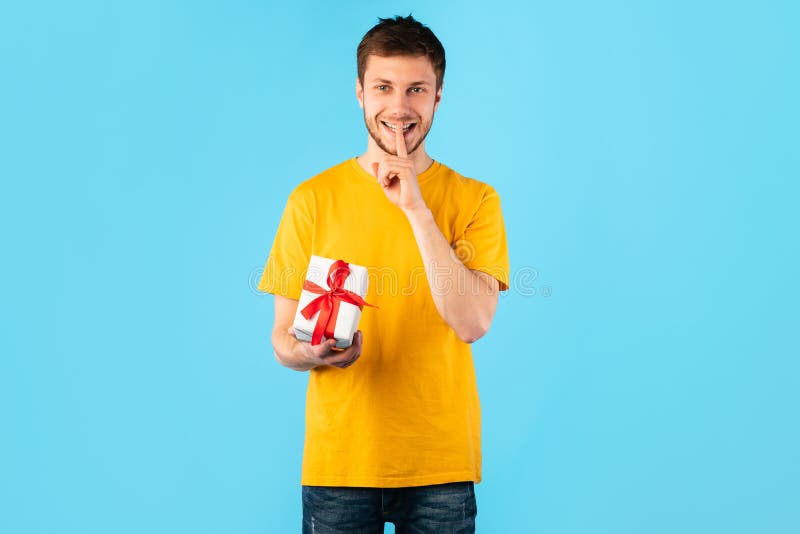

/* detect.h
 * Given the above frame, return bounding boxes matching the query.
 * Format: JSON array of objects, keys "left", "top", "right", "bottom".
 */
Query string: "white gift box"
[{"left": 293, "top": 255, "right": 371, "bottom": 349}]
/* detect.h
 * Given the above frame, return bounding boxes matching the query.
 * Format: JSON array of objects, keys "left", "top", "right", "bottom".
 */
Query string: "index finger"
[
  {"left": 395, "top": 121, "right": 407, "bottom": 158},
  {"left": 321, "top": 330, "right": 362, "bottom": 358},
  {"left": 310, "top": 337, "right": 338, "bottom": 357},
  {"left": 323, "top": 331, "right": 363, "bottom": 366}
]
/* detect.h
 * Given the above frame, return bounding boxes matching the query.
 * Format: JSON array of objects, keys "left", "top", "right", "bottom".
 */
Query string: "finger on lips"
[
  {"left": 370, "top": 123, "right": 409, "bottom": 187},
  {"left": 395, "top": 121, "right": 408, "bottom": 158}
]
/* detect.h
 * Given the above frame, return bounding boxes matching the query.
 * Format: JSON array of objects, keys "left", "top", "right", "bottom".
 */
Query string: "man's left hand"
[{"left": 370, "top": 121, "right": 426, "bottom": 212}]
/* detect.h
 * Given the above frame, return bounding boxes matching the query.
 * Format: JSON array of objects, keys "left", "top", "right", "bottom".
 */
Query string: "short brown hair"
[{"left": 357, "top": 14, "right": 446, "bottom": 92}]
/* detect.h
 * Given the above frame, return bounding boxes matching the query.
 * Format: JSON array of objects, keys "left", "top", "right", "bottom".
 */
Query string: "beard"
[{"left": 363, "top": 109, "right": 433, "bottom": 156}]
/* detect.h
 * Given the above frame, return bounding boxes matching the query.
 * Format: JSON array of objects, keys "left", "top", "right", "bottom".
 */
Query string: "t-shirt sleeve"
[
  {"left": 256, "top": 187, "right": 313, "bottom": 301},
  {"left": 458, "top": 184, "right": 511, "bottom": 291}
]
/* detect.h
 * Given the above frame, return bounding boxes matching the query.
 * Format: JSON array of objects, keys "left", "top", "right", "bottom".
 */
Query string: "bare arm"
[
  {"left": 405, "top": 207, "right": 500, "bottom": 343},
  {"left": 371, "top": 121, "right": 501, "bottom": 344},
  {"left": 271, "top": 294, "right": 363, "bottom": 371}
]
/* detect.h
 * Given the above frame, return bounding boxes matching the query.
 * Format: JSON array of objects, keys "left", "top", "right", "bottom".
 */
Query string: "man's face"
[{"left": 356, "top": 54, "right": 442, "bottom": 156}]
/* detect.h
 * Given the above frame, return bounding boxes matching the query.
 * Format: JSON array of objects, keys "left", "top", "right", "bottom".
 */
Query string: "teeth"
[{"left": 383, "top": 121, "right": 414, "bottom": 131}]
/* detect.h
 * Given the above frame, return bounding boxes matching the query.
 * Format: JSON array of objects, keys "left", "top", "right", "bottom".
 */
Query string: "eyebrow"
[{"left": 371, "top": 78, "right": 431, "bottom": 86}]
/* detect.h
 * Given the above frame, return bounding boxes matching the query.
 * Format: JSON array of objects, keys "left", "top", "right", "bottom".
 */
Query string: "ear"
[
  {"left": 433, "top": 84, "right": 443, "bottom": 113},
  {"left": 356, "top": 77, "right": 364, "bottom": 109}
]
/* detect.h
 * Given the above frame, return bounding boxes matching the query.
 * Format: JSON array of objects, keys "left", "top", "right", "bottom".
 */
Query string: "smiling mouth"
[{"left": 381, "top": 120, "right": 416, "bottom": 137}]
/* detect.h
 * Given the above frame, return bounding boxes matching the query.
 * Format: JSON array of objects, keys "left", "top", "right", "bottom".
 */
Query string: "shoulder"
[
  {"left": 434, "top": 161, "right": 502, "bottom": 204},
  {"left": 285, "top": 159, "right": 354, "bottom": 202}
]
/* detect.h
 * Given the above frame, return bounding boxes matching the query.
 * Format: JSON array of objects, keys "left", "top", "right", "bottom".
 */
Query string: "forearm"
[
  {"left": 404, "top": 206, "right": 497, "bottom": 342},
  {"left": 271, "top": 329, "right": 315, "bottom": 372}
]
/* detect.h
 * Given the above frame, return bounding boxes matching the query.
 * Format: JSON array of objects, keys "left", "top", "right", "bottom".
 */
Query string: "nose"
[{"left": 388, "top": 90, "right": 412, "bottom": 118}]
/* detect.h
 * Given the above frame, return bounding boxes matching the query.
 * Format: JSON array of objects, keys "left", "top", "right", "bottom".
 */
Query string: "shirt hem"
[{"left": 300, "top": 470, "right": 481, "bottom": 488}]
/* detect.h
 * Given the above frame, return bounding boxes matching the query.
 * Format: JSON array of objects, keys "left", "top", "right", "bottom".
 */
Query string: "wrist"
[
  {"left": 402, "top": 204, "right": 433, "bottom": 224},
  {"left": 274, "top": 331, "right": 314, "bottom": 372},
  {"left": 288, "top": 337, "right": 317, "bottom": 371}
]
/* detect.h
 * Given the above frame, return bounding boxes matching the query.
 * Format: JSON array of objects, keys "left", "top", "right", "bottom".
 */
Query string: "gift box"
[{"left": 293, "top": 255, "right": 376, "bottom": 348}]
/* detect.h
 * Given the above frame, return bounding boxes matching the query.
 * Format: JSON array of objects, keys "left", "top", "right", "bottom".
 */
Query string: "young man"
[{"left": 258, "top": 15, "right": 509, "bottom": 533}]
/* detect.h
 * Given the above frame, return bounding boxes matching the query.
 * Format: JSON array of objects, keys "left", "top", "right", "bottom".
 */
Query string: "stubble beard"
[{"left": 363, "top": 109, "right": 434, "bottom": 157}]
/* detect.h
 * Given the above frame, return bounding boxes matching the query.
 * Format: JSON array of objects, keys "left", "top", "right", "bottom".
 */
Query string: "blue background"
[{"left": 2, "top": 1, "right": 798, "bottom": 532}]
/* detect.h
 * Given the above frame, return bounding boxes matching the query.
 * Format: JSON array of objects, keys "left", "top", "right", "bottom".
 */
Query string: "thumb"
[{"left": 371, "top": 162, "right": 379, "bottom": 177}]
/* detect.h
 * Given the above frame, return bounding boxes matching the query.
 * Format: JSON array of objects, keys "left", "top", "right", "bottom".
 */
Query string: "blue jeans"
[{"left": 302, "top": 481, "right": 477, "bottom": 533}]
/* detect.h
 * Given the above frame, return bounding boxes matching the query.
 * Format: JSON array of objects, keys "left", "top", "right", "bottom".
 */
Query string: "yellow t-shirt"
[{"left": 258, "top": 157, "right": 510, "bottom": 488}]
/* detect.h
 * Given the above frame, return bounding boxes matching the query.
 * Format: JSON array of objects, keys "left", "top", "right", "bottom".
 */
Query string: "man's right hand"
[
  {"left": 271, "top": 294, "right": 364, "bottom": 371},
  {"left": 287, "top": 327, "right": 364, "bottom": 370}
]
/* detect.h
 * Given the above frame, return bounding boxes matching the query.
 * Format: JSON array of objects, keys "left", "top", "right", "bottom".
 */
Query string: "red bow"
[{"left": 300, "top": 260, "right": 377, "bottom": 345}]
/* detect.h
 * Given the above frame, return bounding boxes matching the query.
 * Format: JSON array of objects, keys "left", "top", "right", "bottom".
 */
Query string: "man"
[{"left": 258, "top": 15, "right": 509, "bottom": 533}]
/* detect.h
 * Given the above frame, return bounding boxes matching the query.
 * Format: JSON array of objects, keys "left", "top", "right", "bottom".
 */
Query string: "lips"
[{"left": 381, "top": 120, "right": 416, "bottom": 137}]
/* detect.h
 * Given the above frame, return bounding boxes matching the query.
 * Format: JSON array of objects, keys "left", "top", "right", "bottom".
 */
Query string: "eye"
[
  {"left": 410, "top": 87, "right": 425, "bottom": 94},
  {"left": 376, "top": 85, "right": 389, "bottom": 91}
]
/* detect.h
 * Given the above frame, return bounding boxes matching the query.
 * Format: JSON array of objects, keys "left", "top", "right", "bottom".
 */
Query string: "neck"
[{"left": 356, "top": 138, "right": 434, "bottom": 177}]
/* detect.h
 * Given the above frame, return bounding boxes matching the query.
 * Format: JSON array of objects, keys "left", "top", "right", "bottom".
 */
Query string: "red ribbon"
[{"left": 300, "top": 260, "right": 377, "bottom": 345}]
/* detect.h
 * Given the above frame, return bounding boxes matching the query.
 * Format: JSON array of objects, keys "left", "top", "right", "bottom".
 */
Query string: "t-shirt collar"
[{"left": 349, "top": 157, "right": 442, "bottom": 184}]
